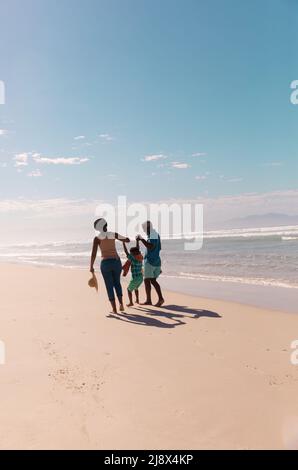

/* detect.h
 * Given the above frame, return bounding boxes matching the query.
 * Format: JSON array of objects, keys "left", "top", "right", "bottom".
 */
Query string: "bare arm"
[
  {"left": 115, "top": 233, "right": 130, "bottom": 243},
  {"left": 136, "top": 235, "right": 154, "bottom": 250},
  {"left": 122, "top": 241, "right": 129, "bottom": 257},
  {"left": 90, "top": 237, "right": 99, "bottom": 273}
]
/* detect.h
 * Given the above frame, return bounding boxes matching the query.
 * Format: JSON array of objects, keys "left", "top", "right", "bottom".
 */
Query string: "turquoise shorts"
[
  {"left": 128, "top": 275, "right": 143, "bottom": 292},
  {"left": 144, "top": 262, "right": 161, "bottom": 279}
]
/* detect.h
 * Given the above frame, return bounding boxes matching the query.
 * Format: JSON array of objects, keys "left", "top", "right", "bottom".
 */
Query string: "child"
[{"left": 122, "top": 240, "right": 143, "bottom": 307}]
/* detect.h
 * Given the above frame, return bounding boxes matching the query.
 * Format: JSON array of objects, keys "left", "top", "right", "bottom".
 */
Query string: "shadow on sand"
[{"left": 107, "top": 304, "right": 221, "bottom": 329}]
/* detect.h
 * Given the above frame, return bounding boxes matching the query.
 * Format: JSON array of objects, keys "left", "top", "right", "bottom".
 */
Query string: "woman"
[{"left": 90, "top": 218, "right": 129, "bottom": 313}]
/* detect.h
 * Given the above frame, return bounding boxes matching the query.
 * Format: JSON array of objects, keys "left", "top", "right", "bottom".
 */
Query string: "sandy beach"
[{"left": 0, "top": 263, "right": 298, "bottom": 450}]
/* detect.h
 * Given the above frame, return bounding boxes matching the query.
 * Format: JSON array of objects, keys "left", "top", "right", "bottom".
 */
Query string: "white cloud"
[
  {"left": 195, "top": 175, "right": 207, "bottom": 181},
  {"left": 219, "top": 175, "right": 243, "bottom": 183},
  {"left": 149, "top": 190, "right": 298, "bottom": 229},
  {"left": 106, "top": 174, "right": 119, "bottom": 181},
  {"left": 0, "top": 129, "right": 9, "bottom": 136},
  {"left": 14, "top": 153, "right": 29, "bottom": 167},
  {"left": 226, "top": 177, "right": 243, "bottom": 183},
  {"left": 74, "top": 135, "right": 85, "bottom": 140},
  {"left": 262, "top": 162, "right": 283, "bottom": 167},
  {"left": 0, "top": 191, "right": 297, "bottom": 243},
  {"left": 32, "top": 154, "right": 89, "bottom": 165},
  {"left": 171, "top": 162, "right": 190, "bottom": 169},
  {"left": 0, "top": 198, "right": 100, "bottom": 215},
  {"left": 99, "top": 133, "right": 113, "bottom": 142},
  {"left": 0, "top": 198, "right": 104, "bottom": 244},
  {"left": 143, "top": 154, "right": 167, "bottom": 162},
  {"left": 192, "top": 152, "right": 207, "bottom": 157},
  {"left": 28, "top": 169, "right": 42, "bottom": 177}
]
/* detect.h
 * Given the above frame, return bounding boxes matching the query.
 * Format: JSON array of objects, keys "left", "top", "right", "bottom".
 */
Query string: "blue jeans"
[{"left": 100, "top": 258, "right": 123, "bottom": 302}]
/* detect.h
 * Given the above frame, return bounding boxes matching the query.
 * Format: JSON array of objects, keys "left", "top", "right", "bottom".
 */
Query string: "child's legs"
[
  {"left": 127, "top": 276, "right": 143, "bottom": 306},
  {"left": 127, "top": 288, "right": 133, "bottom": 305},
  {"left": 133, "top": 276, "right": 143, "bottom": 303}
]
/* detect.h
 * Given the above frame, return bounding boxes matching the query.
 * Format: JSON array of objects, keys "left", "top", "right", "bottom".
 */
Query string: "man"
[{"left": 137, "top": 221, "right": 165, "bottom": 307}]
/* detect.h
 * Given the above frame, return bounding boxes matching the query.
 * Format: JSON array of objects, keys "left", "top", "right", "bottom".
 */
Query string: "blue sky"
[{"left": 0, "top": 0, "right": 297, "bottom": 241}]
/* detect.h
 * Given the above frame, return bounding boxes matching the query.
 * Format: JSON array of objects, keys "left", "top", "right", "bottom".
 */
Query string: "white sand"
[{"left": 0, "top": 263, "right": 298, "bottom": 450}]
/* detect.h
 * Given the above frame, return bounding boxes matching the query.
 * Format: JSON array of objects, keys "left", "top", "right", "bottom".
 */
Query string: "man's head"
[{"left": 142, "top": 220, "right": 153, "bottom": 236}]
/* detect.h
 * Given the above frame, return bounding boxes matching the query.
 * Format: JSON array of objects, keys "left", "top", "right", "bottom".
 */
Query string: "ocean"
[{"left": 1, "top": 225, "right": 297, "bottom": 312}]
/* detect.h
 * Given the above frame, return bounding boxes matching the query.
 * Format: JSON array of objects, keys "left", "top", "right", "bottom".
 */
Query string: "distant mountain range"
[{"left": 224, "top": 213, "right": 298, "bottom": 229}]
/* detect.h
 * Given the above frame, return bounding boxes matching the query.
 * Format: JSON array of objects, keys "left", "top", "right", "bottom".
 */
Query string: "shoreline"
[
  {"left": 161, "top": 276, "right": 298, "bottom": 315},
  {"left": 2, "top": 260, "right": 297, "bottom": 315}
]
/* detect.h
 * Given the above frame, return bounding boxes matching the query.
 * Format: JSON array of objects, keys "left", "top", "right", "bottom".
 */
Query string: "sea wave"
[
  {"left": 163, "top": 272, "right": 298, "bottom": 289},
  {"left": 0, "top": 251, "right": 91, "bottom": 258},
  {"left": 16, "top": 259, "right": 83, "bottom": 269},
  {"left": 1, "top": 225, "right": 298, "bottom": 248},
  {"left": 0, "top": 228, "right": 297, "bottom": 291},
  {"left": 203, "top": 225, "right": 298, "bottom": 240}
]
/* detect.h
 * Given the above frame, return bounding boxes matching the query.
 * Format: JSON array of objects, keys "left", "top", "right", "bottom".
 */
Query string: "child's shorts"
[{"left": 128, "top": 275, "right": 143, "bottom": 292}]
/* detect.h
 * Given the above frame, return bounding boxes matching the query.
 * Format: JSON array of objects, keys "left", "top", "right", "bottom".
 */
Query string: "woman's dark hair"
[{"left": 94, "top": 218, "right": 108, "bottom": 232}]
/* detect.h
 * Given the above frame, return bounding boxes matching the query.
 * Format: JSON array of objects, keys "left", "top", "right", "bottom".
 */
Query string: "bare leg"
[
  {"left": 135, "top": 289, "right": 139, "bottom": 304},
  {"left": 142, "top": 279, "right": 152, "bottom": 305},
  {"left": 151, "top": 279, "right": 164, "bottom": 306},
  {"left": 127, "top": 290, "right": 133, "bottom": 307}
]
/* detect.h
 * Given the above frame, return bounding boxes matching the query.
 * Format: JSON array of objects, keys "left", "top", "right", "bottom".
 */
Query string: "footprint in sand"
[{"left": 43, "top": 343, "right": 105, "bottom": 394}]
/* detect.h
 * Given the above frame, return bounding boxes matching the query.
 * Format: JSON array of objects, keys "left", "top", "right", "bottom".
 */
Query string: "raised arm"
[
  {"left": 90, "top": 237, "right": 99, "bottom": 273},
  {"left": 122, "top": 241, "right": 129, "bottom": 256},
  {"left": 115, "top": 233, "right": 130, "bottom": 243},
  {"left": 136, "top": 235, "right": 154, "bottom": 250}
]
